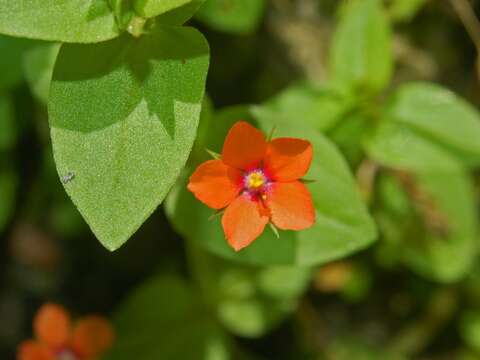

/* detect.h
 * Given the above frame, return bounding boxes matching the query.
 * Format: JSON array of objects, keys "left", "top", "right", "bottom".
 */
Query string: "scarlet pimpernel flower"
[
  {"left": 188, "top": 121, "right": 316, "bottom": 251},
  {"left": 17, "top": 303, "right": 114, "bottom": 360}
]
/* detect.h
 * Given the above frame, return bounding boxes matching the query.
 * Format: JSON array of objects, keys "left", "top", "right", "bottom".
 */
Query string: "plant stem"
[{"left": 450, "top": 0, "right": 480, "bottom": 52}]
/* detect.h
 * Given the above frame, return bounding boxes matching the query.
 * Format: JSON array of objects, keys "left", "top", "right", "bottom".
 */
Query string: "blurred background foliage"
[{"left": 3, "top": 0, "right": 480, "bottom": 359}]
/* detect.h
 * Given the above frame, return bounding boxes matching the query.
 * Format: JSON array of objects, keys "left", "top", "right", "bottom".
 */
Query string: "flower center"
[
  {"left": 244, "top": 169, "right": 270, "bottom": 198},
  {"left": 247, "top": 171, "right": 266, "bottom": 189}
]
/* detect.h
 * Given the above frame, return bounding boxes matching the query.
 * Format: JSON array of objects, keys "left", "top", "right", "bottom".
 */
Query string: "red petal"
[
  {"left": 222, "top": 121, "right": 267, "bottom": 170},
  {"left": 188, "top": 160, "right": 242, "bottom": 209},
  {"left": 222, "top": 194, "right": 269, "bottom": 251},
  {"left": 266, "top": 181, "right": 315, "bottom": 230},
  {"left": 33, "top": 303, "right": 71, "bottom": 348},
  {"left": 71, "top": 316, "right": 114, "bottom": 358},
  {"left": 264, "top": 138, "right": 313, "bottom": 181},
  {"left": 17, "top": 341, "right": 54, "bottom": 360}
]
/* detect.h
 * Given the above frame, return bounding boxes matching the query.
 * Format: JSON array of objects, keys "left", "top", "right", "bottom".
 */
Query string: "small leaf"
[
  {"left": 109, "top": 0, "right": 135, "bottom": 30},
  {"left": 385, "top": 82, "right": 480, "bottom": 167},
  {"left": 105, "top": 274, "right": 229, "bottom": 360},
  {"left": 0, "top": 0, "right": 119, "bottom": 43},
  {"left": 403, "top": 170, "right": 478, "bottom": 282},
  {"left": 258, "top": 82, "right": 355, "bottom": 132},
  {"left": 365, "top": 120, "right": 462, "bottom": 172},
  {"left": 134, "top": 0, "right": 193, "bottom": 18},
  {"left": 155, "top": 0, "right": 206, "bottom": 25},
  {"left": 196, "top": 0, "right": 266, "bottom": 34},
  {"left": 377, "top": 170, "right": 478, "bottom": 283},
  {"left": 330, "top": 0, "right": 393, "bottom": 94},
  {"left": 49, "top": 27, "right": 209, "bottom": 250},
  {"left": 216, "top": 265, "right": 310, "bottom": 337},
  {"left": 461, "top": 310, "right": 480, "bottom": 353},
  {"left": 389, "top": 0, "right": 428, "bottom": 22}
]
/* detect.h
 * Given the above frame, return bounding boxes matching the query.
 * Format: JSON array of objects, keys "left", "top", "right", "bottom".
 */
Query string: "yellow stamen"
[{"left": 247, "top": 172, "right": 265, "bottom": 189}]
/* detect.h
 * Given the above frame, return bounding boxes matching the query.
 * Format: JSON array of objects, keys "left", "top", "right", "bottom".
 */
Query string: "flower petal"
[
  {"left": 266, "top": 181, "right": 315, "bottom": 230},
  {"left": 17, "top": 341, "right": 54, "bottom": 360},
  {"left": 264, "top": 138, "right": 313, "bottom": 181},
  {"left": 33, "top": 303, "right": 71, "bottom": 348},
  {"left": 188, "top": 160, "right": 242, "bottom": 209},
  {"left": 222, "top": 121, "right": 267, "bottom": 170},
  {"left": 71, "top": 316, "right": 114, "bottom": 358},
  {"left": 222, "top": 194, "right": 269, "bottom": 251}
]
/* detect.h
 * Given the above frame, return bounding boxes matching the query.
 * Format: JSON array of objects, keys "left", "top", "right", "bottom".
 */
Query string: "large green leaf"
[
  {"left": 196, "top": 0, "right": 266, "bottom": 34},
  {"left": 49, "top": 27, "right": 209, "bottom": 250},
  {"left": 0, "top": 0, "right": 119, "bottom": 43},
  {"left": 385, "top": 82, "right": 480, "bottom": 167},
  {"left": 105, "top": 274, "right": 229, "bottom": 360},
  {"left": 329, "top": 0, "right": 393, "bottom": 94},
  {"left": 165, "top": 106, "right": 377, "bottom": 266}
]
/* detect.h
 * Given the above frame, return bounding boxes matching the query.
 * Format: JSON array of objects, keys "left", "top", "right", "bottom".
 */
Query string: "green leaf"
[
  {"left": 23, "top": 43, "right": 60, "bottom": 104},
  {"left": 377, "top": 170, "right": 478, "bottom": 283},
  {"left": 389, "top": 0, "right": 428, "bottom": 22},
  {"left": 216, "top": 265, "right": 310, "bottom": 337},
  {"left": 256, "top": 266, "right": 311, "bottom": 300},
  {"left": 385, "top": 82, "right": 480, "bottom": 167},
  {"left": 259, "top": 82, "right": 355, "bottom": 132},
  {"left": 165, "top": 106, "right": 377, "bottom": 266},
  {"left": 328, "top": 112, "right": 371, "bottom": 166},
  {"left": 134, "top": 0, "right": 194, "bottom": 18},
  {"left": 461, "top": 310, "right": 480, "bottom": 353},
  {"left": 0, "top": 95, "right": 16, "bottom": 151},
  {"left": 0, "top": 0, "right": 119, "bottom": 43},
  {"left": 105, "top": 274, "right": 229, "bottom": 360},
  {"left": 0, "top": 167, "right": 16, "bottom": 232},
  {"left": 109, "top": 0, "right": 135, "bottom": 30},
  {"left": 49, "top": 27, "right": 209, "bottom": 250},
  {"left": 155, "top": 0, "right": 206, "bottom": 25},
  {"left": 365, "top": 120, "right": 462, "bottom": 172},
  {"left": 327, "top": 336, "right": 407, "bottom": 360},
  {"left": 196, "top": 0, "right": 266, "bottom": 34},
  {"left": 0, "top": 35, "right": 35, "bottom": 91},
  {"left": 404, "top": 170, "right": 478, "bottom": 282},
  {"left": 329, "top": 0, "right": 393, "bottom": 94}
]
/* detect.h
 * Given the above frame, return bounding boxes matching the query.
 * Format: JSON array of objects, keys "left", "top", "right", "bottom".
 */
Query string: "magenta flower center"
[{"left": 243, "top": 169, "right": 271, "bottom": 200}]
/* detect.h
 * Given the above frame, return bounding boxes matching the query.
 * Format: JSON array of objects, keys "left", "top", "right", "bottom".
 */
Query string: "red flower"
[
  {"left": 17, "top": 303, "right": 114, "bottom": 360},
  {"left": 188, "top": 121, "right": 316, "bottom": 251}
]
